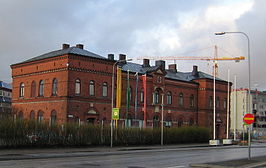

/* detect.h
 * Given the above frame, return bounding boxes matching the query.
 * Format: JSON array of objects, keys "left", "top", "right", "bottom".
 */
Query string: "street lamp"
[
  {"left": 111, "top": 58, "right": 132, "bottom": 148},
  {"left": 215, "top": 31, "right": 251, "bottom": 159}
]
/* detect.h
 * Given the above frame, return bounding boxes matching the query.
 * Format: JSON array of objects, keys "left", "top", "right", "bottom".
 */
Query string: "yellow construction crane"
[{"left": 136, "top": 45, "right": 245, "bottom": 76}]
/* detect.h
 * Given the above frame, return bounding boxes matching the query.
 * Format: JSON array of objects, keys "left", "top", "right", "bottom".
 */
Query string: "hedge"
[{"left": 0, "top": 118, "right": 210, "bottom": 148}]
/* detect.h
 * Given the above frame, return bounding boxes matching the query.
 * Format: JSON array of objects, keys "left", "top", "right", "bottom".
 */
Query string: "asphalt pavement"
[{"left": 0, "top": 143, "right": 266, "bottom": 168}]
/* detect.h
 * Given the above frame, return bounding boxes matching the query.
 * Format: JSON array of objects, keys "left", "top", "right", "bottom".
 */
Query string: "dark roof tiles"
[
  {"left": 121, "top": 62, "right": 225, "bottom": 82},
  {"left": 19, "top": 47, "right": 106, "bottom": 64}
]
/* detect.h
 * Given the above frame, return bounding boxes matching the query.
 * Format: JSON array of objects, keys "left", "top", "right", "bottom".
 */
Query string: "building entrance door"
[{"left": 87, "top": 118, "right": 95, "bottom": 124}]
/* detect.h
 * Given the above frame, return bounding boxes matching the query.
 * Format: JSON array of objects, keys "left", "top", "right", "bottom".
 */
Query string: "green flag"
[{"left": 126, "top": 70, "right": 131, "bottom": 127}]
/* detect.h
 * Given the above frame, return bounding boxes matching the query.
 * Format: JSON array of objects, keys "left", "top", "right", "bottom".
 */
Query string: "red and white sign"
[{"left": 243, "top": 113, "right": 255, "bottom": 125}]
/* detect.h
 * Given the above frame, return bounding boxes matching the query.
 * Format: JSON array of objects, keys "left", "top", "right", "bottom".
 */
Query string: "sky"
[{"left": 0, "top": 0, "right": 265, "bottom": 90}]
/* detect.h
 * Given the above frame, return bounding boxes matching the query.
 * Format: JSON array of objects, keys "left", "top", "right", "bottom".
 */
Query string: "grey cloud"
[
  {"left": 233, "top": 0, "right": 266, "bottom": 90},
  {"left": 0, "top": 0, "right": 241, "bottom": 85}
]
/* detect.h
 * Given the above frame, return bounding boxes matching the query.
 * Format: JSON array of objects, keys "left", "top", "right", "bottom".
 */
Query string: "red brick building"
[{"left": 11, "top": 44, "right": 230, "bottom": 139}]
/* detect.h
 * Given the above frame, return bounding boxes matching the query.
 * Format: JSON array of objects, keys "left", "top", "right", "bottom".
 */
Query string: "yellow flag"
[{"left": 116, "top": 67, "right": 122, "bottom": 108}]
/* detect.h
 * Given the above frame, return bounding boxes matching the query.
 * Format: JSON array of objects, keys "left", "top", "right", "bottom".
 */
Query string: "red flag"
[{"left": 142, "top": 74, "right": 147, "bottom": 128}]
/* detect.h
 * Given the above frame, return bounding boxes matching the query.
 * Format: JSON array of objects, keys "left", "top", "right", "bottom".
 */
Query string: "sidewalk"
[
  {"left": 190, "top": 155, "right": 266, "bottom": 168},
  {"left": 0, "top": 143, "right": 209, "bottom": 161},
  {"left": 0, "top": 143, "right": 209, "bottom": 155}
]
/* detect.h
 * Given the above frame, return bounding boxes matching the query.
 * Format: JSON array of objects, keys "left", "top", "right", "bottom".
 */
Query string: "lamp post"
[
  {"left": 111, "top": 59, "right": 132, "bottom": 148},
  {"left": 215, "top": 31, "right": 251, "bottom": 159}
]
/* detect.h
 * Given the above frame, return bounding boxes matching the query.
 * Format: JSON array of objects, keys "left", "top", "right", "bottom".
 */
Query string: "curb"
[{"left": 190, "top": 160, "right": 266, "bottom": 168}]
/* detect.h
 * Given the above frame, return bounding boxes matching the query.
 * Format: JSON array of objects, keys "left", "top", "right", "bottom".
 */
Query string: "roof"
[
  {"left": 121, "top": 62, "right": 161, "bottom": 74},
  {"left": 14, "top": 46, "right": 107, "bottom": 65},
  {"left": 120, "top": 62, "right": 226, "bottom": 83},
  {"left": 0, "top": 81, "right": 12, "bottom": 90},
  {"left": 166, "top": 70, "right": 225, "bottom": 82},
  {"left": 12, "top": 44, "right": 225, "bottom": 83}
]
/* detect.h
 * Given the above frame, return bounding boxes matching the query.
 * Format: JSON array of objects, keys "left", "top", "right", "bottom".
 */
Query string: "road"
[{"left": 0, "top": 143, "right": 266, "bottom": 168}]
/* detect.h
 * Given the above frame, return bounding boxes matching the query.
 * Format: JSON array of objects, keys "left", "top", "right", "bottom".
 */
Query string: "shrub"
[{"left": 0, "top": 119, "right": 210, "bottom": 148}]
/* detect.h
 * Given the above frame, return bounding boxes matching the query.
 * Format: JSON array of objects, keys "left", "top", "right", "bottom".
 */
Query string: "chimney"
[
  {"left": 62, "top": 43, "right": 70, "bottom": 49},
  {"left": 155, "top": 60, "right": 165, "bottom": 70},
  {"left": 192, "top": 65, "right": 199, "bottom": 77},
  {"left": 108, "top": 54, "right": 114, "bottom": 60},
  {"left": 143, "top": 59, "right": 150, "bottom": 67},
  {"left": 119, "top": 54, "right": 126, "bottom": 61},
  {"left": 76, "top": 44, "right": 84, "bottom": 49},
  {"left": 168, "top": 64, "right": 177, "bottom": 73}
]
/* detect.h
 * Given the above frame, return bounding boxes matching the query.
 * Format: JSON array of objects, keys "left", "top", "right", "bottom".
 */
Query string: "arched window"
[
  {"left": 179, "top": 93, "right": 184, "bottom": 106},
  {"left": 189, "top": 118, "right": 194, "bottom": 126},
  {"left": 75, "top": 79, "right": 81, "bottom": 95},
  {"left": 165, "top": 116, "right": 172, "bottom": 127},
  {"left": 37, "top": 111, "right": 44, "bottom": 122},
  {"left": 128, "top": 86, "right": 132, "bottom": 102},
  {"left": 153, "top": 90, "right": 159, "bottom": 104},
  {"left": 31, "top": 81, "right": 36, "bottom": 97},
  {"left": 20, "top": 83, "right": 25, "bottom": 97},
  {"left": 51, "top": 110, "right": 57, "bottom": 124},
  {"left": 102, "top": 82, "right": 108, "bottom": 97},
  {"left": 216, "top": 97, "right": 220, "bottom": 108},
  {"left": 140, "top": 88, "right": 144, "bottom": 103},
  {"left": 224, "top": 98, "right": 227, "bottom": 109},
  {"left": 18, "top": 111, "right": 23, "bottom": 119},
  {"left": 153, "top": 115, "right": 160, "bottom": 127},
  {"left": 178, "top": 118, "right": 183, "bottom": 127},
  {"left": 52, "top": 78, "right": 58, "bottom": 96},
  {"left": 190, "top": 94, "right": 194, "bottom": 107},
  {"left": 167, "top": 92, "right": 172, "bottom": 105},
  {"left": 89, "top": 80, "right": 95, "bottom": 96},
  {"left": 39, "top": 80, "right": 44, "bottom": 96},
  {"left": 29, "top": 110, "right": 35, "bottom": 120},
  {"left": 209, "top": 96, "right": 213, "bottom": 108}
]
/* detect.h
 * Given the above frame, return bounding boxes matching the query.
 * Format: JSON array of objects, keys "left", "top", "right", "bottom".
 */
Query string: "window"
[
  {"left": 52, "top": 78, "right": 58, "bottom": 96},
  {"left": 153, "top": 115, "right": 160, "bottom": 127},
  {"left": 0, "top": 90, "right": 2, "bottom": 96},
  {"left": 153, "top": 90, "right": 159, "bottom": 104},
  {"left": 89, "top": 80, "right": 95, "bottom": 96},
  {"left": 189, "top": 118, "right": 194, "bottom": 126},
  {"left": 75, "top": 79, "right": 81, "bottom": 95},
  {"left": 179, "top": 93, "right": 184, "bottom": 106},
  {"left": 129, "top": 86, "right": 132, "bottom": 102},
  {"left": 102, "top": 82, "right": 108, "bottom": 97},
  {"left": 224, "top": 98, "right": 227, "bottom": 109},
  {"left": 157, "top": 76, "right": 162, "bottom": 83},
  {"left": 31, "top": 81, "right": 36, "bottom": 97},
  {"left": 209, "top": 96, "right": 213, "bottom": 108},
  {"left": 166, "top": 92, "right": 172, "bottom": 105},
  {"left": 37, "top": 111, "right": 44, "bottom": 122},
  {"left": 216, "top": 97, "right": 220, "bottom": 108},
  {"left": 51, "top": 110, "right": 57, "bottom": 124},
  {"left": 30, "top": 110, "right": 35, "bottom": 120},
  {"left": 190, "top": 94, "right": 194, "bottom": 107},
  {"left": 140, "top": 89, "right": 144, "bottom": 103},
  {"left": 18, "top": 111, "right": 23, "bottom": 119},
  {"left": 178, "top": 118, "right": 183, "bottom": 127},
  {"left": 20, "top": 83, "right": 25, "bottom": 97},
  {"left": 39, "top": 80, "right": 44, "bottom": 96}
]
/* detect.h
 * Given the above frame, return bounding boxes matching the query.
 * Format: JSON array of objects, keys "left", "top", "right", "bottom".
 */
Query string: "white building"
[
  {"left": 0, "top": 81, "right": 12, "bottom": 119},
  {"left": 230, "top": 89, "right": 266, "bottom": 138}
]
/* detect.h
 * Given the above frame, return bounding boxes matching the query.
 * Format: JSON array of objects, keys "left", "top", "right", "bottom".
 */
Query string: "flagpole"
[
  {"left": 134, "top": 72, "right": 139, "bottom": 127},
  {"left": 161, "top": 93, "right": 164, "bottom": 146},
  {"left": 126, "top": 69, "right": 130, "bottom": 127},
  {"left": 143, "top": 74, "right": 147, "bottom": 128}
]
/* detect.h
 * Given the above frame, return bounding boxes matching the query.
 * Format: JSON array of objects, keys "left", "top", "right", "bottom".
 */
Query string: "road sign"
[
  {"left": 112, "top": 108, "right": 120, "bottom": 120},
  {"left": 243, "top": 113, "right": 255, "bottom": 125}
]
